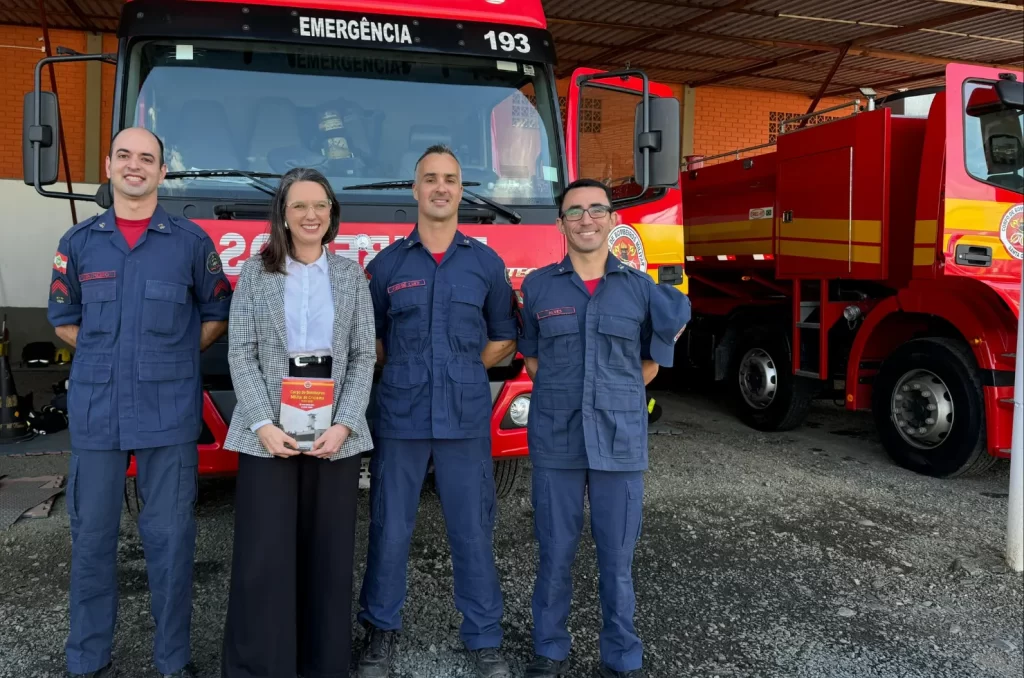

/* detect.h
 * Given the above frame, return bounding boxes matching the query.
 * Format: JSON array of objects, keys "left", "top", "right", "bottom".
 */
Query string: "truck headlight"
[{"left": 508, "top": 395, "right": 530, "bottom": 427}]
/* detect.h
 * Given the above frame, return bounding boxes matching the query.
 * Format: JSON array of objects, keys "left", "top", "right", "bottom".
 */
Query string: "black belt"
[
  {"left": 291, "top": 355, "right": 332, "bottom": 367},
  {"left": 289, "top": 355, "right": 332, "bottom": 379}
]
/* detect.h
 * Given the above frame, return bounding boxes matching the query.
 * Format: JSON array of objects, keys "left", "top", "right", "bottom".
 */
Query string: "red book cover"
[{"left": 280, "top": 377, "right": 334, "bottom": 451}]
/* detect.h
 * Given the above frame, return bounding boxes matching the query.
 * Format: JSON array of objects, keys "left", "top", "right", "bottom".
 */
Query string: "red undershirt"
[
  {"left": 584, "top": 279, "right": 600, "bottom": 295},
  {"left": 433, "top": 252, "right": 444, "bottom": 265},
  {"left": 116, "top": 216, "right": 150, "bottom": 249}
]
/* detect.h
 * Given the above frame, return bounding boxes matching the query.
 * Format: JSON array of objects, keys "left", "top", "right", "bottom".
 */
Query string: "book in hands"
[{"left": 280, "top": 377, "right": 335, "bottom": 452}]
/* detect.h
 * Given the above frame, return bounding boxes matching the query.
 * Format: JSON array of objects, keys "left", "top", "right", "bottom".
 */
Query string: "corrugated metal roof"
[{"left": 1, "top": 0, "right": 1021, "bottom": 95}]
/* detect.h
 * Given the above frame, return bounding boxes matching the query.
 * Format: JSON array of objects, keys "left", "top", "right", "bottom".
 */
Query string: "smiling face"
[
  {"left": 284, "top": 180, "right": 332, "bottom": 250},
  {"left": 413, "top": 152, "right": 462, "bottom": 223},
  {"left": 105, "top": 127, "right": 166, "bottom": 200},
  {"left": 557, "top": 185, "right": 619, "bottom": 255}
]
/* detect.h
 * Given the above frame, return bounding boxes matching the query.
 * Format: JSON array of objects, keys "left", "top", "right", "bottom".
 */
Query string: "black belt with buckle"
[{"left": 292, "top": 355, "right": 332, "bottom": 367}]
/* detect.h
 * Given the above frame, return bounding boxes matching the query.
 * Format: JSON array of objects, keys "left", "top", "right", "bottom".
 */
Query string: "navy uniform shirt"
[
  {"left": 518, "top": 253, "right": 691, "bottom": 472},
  {"left": 47, "top": 205, "right": 232, "bottom": 451},
  {"left": 366, "top": 225, "right": 517, "bottom": 439}
]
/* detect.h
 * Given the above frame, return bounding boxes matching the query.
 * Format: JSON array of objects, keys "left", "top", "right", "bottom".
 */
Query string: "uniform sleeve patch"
[
  {"left": 504, "top": 267, "right": 512, "bottom": 286},
  {"left": 50, "top": 277, "right": 69, "bottom": 304},
  {"left": 387, "top": 279, "right": 426, "bottom": 295},
  {"left": 214, "top": 279, "right": 231, "bottom": 300},
  {"left": 53, "top": 251, "right": 68, "bottom": 274},
  {"left": 536, "top": 307, "right": 575, "bottom": 319},
  {"left": 79, "top": 270, "right": 116, "bottom": 282},
  {"left": 206, "top": 250, "right": 223, "bottom": 274}
]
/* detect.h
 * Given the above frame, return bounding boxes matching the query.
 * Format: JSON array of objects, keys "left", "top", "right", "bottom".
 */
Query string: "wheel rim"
[
  {"left": 738, "top": 347, "right": 778, "bottom": 410},
  {"left": 889, "top": 368, "right": 954, "bottom": 449}
]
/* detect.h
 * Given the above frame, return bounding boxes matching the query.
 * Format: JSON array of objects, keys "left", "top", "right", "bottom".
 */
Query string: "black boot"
[
  {"left": 525, "top": 654, "right": 570, "bottom": 677},
  {"left": 354, "top": 624, "right": 399, "bottom": 678},
  {"left": 68, "top": 662, "right": 117, "bottom": 677}
]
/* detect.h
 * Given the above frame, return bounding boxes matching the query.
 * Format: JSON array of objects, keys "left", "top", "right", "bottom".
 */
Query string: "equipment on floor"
[{"left": 0, "top": 315, "right": 37, "bottom": 444}]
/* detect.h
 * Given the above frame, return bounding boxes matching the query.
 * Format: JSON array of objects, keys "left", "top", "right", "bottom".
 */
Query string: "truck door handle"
[
  {"left": 955, "top": 244, "right": 992, "bottom": 267},
  {"left": 782, "top": 210, "right": 793, "bottom": 223}
]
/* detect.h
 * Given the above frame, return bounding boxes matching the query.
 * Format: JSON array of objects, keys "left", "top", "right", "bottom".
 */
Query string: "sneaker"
[
  {"left": 355, "top": 625, "right": 399, "bottom": 678},
  {"left": 596, "top": 665, "right": 644, "bottom": 678},
  {"left": 161, "top": 663, "right": 198, "bottom": 678},
  {"left": 525, "top": 654, "right": 570, "bottom": 677},
  {"left": 69, "top": 663, "right": 117, "bottom": 678},
  {"left": 467, "top": 647, "right": 511, "bottom": 678}
]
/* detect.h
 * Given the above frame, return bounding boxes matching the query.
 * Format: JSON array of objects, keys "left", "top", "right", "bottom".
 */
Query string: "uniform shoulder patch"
[
  {"left": 49, "top": 277, "right": 70, "bottom": 304},
  {"left": 52, "top": 250, "right": 68, "bottom": 274},
  {"left": 206, "top": 250, "right": 223, "bottom": 274}
]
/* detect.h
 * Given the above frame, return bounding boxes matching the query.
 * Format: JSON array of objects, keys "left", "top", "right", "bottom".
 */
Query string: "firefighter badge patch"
[
  {"left": 607, "top": 225, "right": 648, "bottom": 273},
  {"left": 999, "top": 203, "right": 1023, "bottom": 261},
  {"left": 213, "top": 279, "right": 231, "bottom": 301},
  {"left": 53, "top": 251, "right": 68, "bottom": 274},
  {"left": 207, "top": 250, "right": 223, "bottom": 274}
]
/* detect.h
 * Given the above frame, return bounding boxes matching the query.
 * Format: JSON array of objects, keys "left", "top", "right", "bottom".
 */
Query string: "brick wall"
[{"left": 690, "top": 85, "right": 855, "bottom": 161}]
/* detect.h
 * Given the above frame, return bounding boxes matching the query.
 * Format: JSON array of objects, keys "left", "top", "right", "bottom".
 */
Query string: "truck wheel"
[
  {"left": 871, "top": 337, "right": 995, "bottom": 478},
  {"left": 729, "top": 330, "right": 816, "bottom": 432},
  {"left": 493, "top": 458, "right": 520, "bottom": 499}
]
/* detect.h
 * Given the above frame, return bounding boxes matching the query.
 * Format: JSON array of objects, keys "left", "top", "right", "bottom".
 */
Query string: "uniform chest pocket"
[
  {"left": 142, "top": 280, "right": 190, "bottom": 336},
  {"left": 388, "top": 284, "right": 429, "bottom": 337},
  {"left": 539, "top": 315, "right": 582, "bottom": 366},
  {"left": 80, "top": 280, "right": 118, "bottom": 337},
  {"left": 597, "top": 314, "right": 641, "bottom": 370},
  {"left": 450, "top": 285, "right": 485, "bottom": 337}
]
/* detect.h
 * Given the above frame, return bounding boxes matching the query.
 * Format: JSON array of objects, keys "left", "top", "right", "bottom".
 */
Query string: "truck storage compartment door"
[{"left": 776, "top": 112, "right": 890, "bottom": 280}]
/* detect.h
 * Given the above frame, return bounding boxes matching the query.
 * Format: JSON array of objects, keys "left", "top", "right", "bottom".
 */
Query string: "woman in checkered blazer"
[{"left": 220, "top": 167, "right": 377, "bottom": 678}]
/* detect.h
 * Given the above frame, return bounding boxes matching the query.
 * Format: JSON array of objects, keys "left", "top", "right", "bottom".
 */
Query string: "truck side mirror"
[
  {"left": 23, "top": 90, "right": 61, "bottom": 187},
  {"left": 634, "top": 96, "right": 680, "bottom": 189},
  {"left": 995, "top": 78, "right": 1024, "bottom": 111}
]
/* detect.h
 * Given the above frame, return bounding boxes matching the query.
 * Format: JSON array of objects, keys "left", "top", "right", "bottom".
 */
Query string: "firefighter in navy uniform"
[
  {"left": 355, "top": 145, "right": 518, "bottom": 678},
  {"left": 47, "top": 127, "right": 231, "bottom": 678},
  {"left": 517, "top": 179, "right": 690, "bottom": 678}
]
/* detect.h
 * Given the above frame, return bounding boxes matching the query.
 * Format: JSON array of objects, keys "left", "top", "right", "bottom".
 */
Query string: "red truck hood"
[{"left": 201, "top": 220, "right": 563, "bottom": 289}]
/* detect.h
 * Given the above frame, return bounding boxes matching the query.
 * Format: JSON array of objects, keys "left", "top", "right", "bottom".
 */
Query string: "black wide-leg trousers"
[{"left": 221, "top": 447, "right": 362, "bottom": 678}]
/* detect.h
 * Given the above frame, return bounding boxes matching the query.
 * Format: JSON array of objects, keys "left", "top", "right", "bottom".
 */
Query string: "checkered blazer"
[{"left": 223, "top": 252, "right": 376, "bottom": 460}]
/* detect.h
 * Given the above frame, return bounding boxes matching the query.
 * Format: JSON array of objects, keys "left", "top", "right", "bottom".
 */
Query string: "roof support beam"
[
  {"left": 802, "top": 45, "right": 850, "bottom": 125},
  {"left": 929, "top": 0, "right": 1022, "bottom": 10},
  {"left": 62, "top": 0, "right": 101, "bottom": 34},
  {"left": 825, "top": 69, "right": 948, "bottom": 97}
]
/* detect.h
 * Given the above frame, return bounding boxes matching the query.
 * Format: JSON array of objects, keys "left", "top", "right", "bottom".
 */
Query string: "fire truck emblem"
[
  {"left": 999, "top": 204, "right": 1023, "bottom": 261},
  {"left": 607, "top": 225, "right": 648, "bottom": 273}
]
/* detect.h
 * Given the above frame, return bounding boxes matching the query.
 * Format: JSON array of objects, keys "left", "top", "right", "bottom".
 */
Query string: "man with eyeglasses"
[{"left": 517, "top": 178, "right": 690, "bottom": 678}]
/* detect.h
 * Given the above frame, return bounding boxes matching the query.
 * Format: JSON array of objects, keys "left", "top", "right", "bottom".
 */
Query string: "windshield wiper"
[
  {"left": 164, "top": 169, "right": 281, "bottom": 197},
  {"left": 343, "top": 180, "right": 522, "bottom": 224}
]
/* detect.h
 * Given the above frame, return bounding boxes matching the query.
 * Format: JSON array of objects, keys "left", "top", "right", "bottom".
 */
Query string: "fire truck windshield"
[{"left": 123, "top": 38, "right": 563, "bottom": 207}]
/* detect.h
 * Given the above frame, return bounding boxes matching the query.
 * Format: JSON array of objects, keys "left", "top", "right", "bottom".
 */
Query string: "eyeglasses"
[
  {"left": 561, "top": 205, "right": 611, "bottom": 221},
  {"left": 287, "top": 200, "right": 332, "bottom": 214}
]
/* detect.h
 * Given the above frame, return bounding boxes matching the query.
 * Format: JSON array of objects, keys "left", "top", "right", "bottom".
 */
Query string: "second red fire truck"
[{"left": 679, "top": 63, "right": 1023, "bottom": 478}]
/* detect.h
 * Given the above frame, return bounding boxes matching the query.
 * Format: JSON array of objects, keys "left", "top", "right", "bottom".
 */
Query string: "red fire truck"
[
  {"left": 679, "top": 63, "right": 1023, "bottom": 478},
  {"left": 22, "top": 0, "right": 683, "bottom": 499}
]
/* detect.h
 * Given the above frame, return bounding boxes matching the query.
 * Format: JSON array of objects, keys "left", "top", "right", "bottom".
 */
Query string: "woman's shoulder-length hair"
[{"left": 259, "top": 166, "right": 341, "bottom": 274}]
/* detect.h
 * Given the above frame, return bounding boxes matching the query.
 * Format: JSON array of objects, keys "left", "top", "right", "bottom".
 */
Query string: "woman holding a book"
[{"left": 220, "top": 166, "right": 377, "bottom": 678}]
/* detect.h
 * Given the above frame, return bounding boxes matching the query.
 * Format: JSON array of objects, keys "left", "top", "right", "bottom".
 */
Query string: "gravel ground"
[{"left": 0, "top": 389, "right": 1021, "bottom": 678}]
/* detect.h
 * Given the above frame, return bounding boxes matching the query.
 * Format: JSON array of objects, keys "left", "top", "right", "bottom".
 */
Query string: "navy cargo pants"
[
  {"left": 65, "top": 444, "right": 198, "bottom": 675},
  {"left": 357, "top": 436, "right": 503, "bottom": 650},
  {"left": 531, "top": 466, "right": 645, "bottom": 672}
]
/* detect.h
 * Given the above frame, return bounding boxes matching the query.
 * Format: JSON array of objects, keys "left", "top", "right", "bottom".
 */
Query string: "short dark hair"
[
  {"left": 109, "top": 127, "right": 165, "bottom": 166},
  {"left": 559, "top": 178, "right": 614, "bottom": 214},
  {"left": 414, "top": 144, "right": 460, "bottom": 177},
  {"left": 259, "top": 167, "right": 341, "bottom": 274}
]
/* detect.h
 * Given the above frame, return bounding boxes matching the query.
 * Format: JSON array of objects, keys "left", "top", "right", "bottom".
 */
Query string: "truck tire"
[
  {"left": 729, "top": 329, "right": 816, "bottom": 432},
  {"left": 871, "top": 337, "right": 996, "bottom": 478},
  {"left": 125, "top": 476, "right": 143, "bottom": 518},
  {"left": 493, "top": 458, "right": 520, "bottom": 499},
  {"left": 423, "top": 458, "right": 520, "bottom": 499}
]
